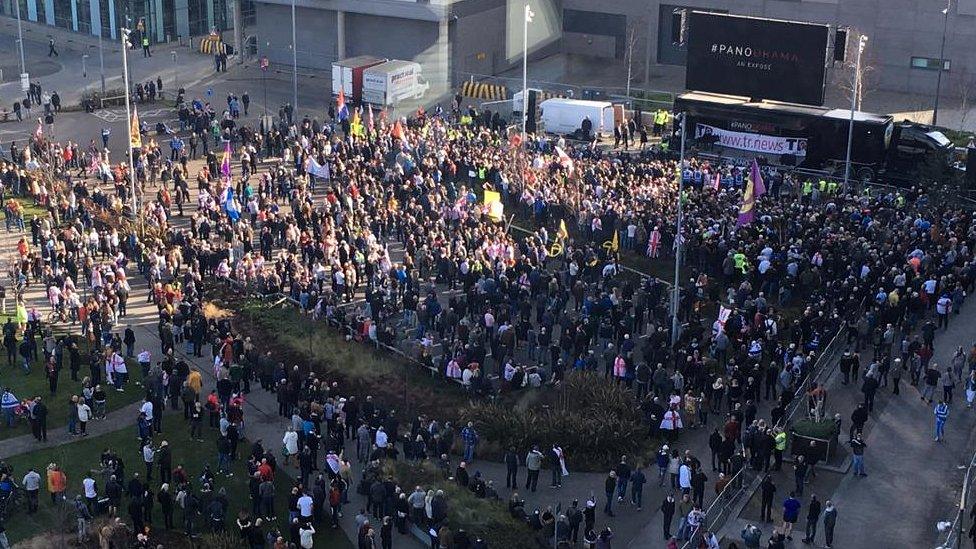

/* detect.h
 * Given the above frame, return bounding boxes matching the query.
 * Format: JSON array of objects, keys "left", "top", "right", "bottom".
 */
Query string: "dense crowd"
[{"left": 0, "top": 82, "right": 972, "bottom": 549}]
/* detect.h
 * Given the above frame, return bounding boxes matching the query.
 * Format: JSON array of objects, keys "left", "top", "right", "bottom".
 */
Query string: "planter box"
[{"left": 789, "top": 430, "right": 838, "bottom": 462}]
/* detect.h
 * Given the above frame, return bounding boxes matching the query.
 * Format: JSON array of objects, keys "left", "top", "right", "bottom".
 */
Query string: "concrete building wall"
[
  {"left": 451, "top": 3, "right": 507, "bottom": 77},
  {"left": 253, "top": 2, "right": 338, "bottom": 69},
  {"left": 562, "top": 0, "right": 976, "bottom": 99},
  {"left": 251, "top": 0, "right": 517, "bottom": 93}
]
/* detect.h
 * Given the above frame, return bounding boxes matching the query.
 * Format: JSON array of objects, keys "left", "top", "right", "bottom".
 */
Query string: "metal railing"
[
  {"left": 936, "top": 449, "right": 976, "bottom": 549},
  {"left": 679, "top": 297, "right": 860, "bottom": 548}
]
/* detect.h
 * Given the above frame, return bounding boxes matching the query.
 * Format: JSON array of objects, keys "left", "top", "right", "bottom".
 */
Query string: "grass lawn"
[
  {"left": 2, "top": 414, "right": 354, "bottom": 548},
  {"left": 0, "top": 332, "right": 145, "bottom": 441}
]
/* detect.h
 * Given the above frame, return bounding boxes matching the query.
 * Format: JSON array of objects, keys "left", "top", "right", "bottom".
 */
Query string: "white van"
[
  {"left": 539, "top": 98, "right": 613, "bottom": 138},
  {"left": 362, "top": 60, "right": 430, "bottom": 106}
]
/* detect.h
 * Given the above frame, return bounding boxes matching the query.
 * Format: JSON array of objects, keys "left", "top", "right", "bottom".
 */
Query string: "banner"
[
  {"left": 129, "top": 107, "right": 142, "bottom": 149},
  {"left": 695, "top": 123, "right": 806, "bottom": 157}
]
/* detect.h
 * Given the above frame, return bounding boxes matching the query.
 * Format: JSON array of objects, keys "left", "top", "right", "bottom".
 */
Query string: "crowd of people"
[{"left": 0, "top": 74, "right": 971, "bottom": 549}]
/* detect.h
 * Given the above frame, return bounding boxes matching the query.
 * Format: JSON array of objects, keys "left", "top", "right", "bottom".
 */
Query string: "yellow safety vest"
[
  {"left": 775, "top": 432, "right": 787, "bottom": 451},
  {"left": 802, "top": 181, "right": 813, "bottom": 195}
]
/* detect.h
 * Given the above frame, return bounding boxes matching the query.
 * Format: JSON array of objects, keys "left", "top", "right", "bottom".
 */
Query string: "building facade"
[
  {"left": 0, "top": 0, "right": 250, "bottom": 42},
  {"left": 561, "top": 0, "right": 976, "bottom": 99},
  {"left": 250, "top": 0, "right": 562, "bottom": 101}
]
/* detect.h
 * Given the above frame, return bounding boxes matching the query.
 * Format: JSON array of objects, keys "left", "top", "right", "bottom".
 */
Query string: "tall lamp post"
[
  {"left": 121, "top": 28, "right": 138, "bottom": 219},
  {"left": 98, "top": 31, "right": 106, "bottom": 94},
  {"left": 670, "top": 113, "right": 686, "bottom": 346},
  {"left": 14, "top": 0, "right": 27, "bottom": 91},
  {"left": 933, "top": 0, "right": 951, "bottom": 126},
  {"left": 261, "top": 54, "right": 270, "bottom": 117},
  {"left": 171, "top": 50, "right": 179, "bottom": 92},
  {"left": 521, "top": 2, "right": 534, "bottom": 142},
  {"left": 843, "top": 34, "right": 868, "bottom": 192}
]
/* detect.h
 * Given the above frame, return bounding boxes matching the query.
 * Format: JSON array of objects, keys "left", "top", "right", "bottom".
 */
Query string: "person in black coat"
[
  {"left": 129, "top": 495, "right": 145, "bottom": 534},
  {"left": 708, "top": 428, "right": 723, "bottom": 472},
  {"left": 503, "top": 447, "right": 519, "bottom": 488},
  {"left": 158, "top": 484, "right": 174, "bottom": 529},
  {"left": 660, "top": 494, "right": 675, "bottom": 539}
]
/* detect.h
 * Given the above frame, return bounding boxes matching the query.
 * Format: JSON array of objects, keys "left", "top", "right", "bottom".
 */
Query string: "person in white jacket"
[
  {"left": 77, "top": 400, "right": 92, "bottom": 436},
  {"left": 282, "top": 427, "right": 299, "bottom": 465},
  {"left": 299, "top": 522, "right": 315, "bottom": 548}
]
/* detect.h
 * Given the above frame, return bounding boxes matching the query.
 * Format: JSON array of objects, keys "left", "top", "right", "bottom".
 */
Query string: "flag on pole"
[
  {"left": 555, "top": 146, "right": 574, "bottom": 173},
  {"left": 557, "top": 219, "right": 569, "bottom": 241},
  {"left": 33, "top": 120, "right": 43, "bottom": 139},
  {"left": 750, "top": 158, "right": 766, "bottom": 198},
  {"left": 220, "top": 141, "right": 232, "bottom": 181},
  {"left": 223, "top": 186, "right": 240, "bottom": 222},
  {"left": 611, "top": 230, "right": 619, "bottom": 253},
  {"left": 711, "top": 171, "right": 721, "bottom": 191},
  {"left": 336, "top": 89, "right": 349, "bottom": 121},
  {"left": 736, "top": 159, "right": 766, "bottom": 227},
  {"left": 129, "top": 106, "right": 142, "bottom": 149},
  {"left": 525, "top": 4, "right": 535, "bottom": 22},
  {"left": 366, "top": 104, "right": 374, "bottom": 132},
  {"left": 391, "top": 120, "right": 404, "bottom": 141}
]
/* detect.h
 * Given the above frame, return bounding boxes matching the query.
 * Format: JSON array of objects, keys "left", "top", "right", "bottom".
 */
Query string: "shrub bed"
[
  {"left": 223, "top": 295, "right": 653, "bottom": 470},
  {"left": 382, "top": 460, "right": 536, "bottom": 548}
]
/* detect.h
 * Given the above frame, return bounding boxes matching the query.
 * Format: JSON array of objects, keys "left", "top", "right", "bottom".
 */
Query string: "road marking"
[{"left": 90, "top": 107, "right": 174, "bottom": 122}]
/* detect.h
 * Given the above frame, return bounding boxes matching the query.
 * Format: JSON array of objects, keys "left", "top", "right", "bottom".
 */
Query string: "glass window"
[
  {"left": 76, "top": 0, "right": 90, "bottom": 32},
  {"left": 911, "top": 57, "right": 950, "bottom": 70},
  {"left": 53, "top": 0, "right": 72, "bottom": 28}
]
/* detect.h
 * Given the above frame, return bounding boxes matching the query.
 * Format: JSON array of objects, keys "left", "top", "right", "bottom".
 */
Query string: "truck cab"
[{"left": 891, "top": 123, "right": 953, "bottom": 160}]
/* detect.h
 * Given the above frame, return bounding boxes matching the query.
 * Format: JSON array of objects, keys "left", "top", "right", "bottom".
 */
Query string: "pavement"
[
  {"left": 823, "top": 310, "right": 976, "bottom": 549},
  {"left": 0, "top": 16, "right": 216, "bottom": 109}
]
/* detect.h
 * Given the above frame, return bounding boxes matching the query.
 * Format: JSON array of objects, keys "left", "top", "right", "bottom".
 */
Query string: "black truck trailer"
[{"left": 674, "top": 91, "right": 954, "bottom": 183}]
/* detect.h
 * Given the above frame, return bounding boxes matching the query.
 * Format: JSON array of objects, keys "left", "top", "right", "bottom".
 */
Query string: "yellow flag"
[
  {"left": 558, "top": 220, "right": 569, "bottom": 241},
  {"left": 483, "top": 190, "right": 500, "bottom": 205},
  {"left": 129, "top": 106, "right": 142, "bottom": 149},
  {"left": 611, "top": 230, "right": 619, "bottom": 252},
  {"left": 483, "top": 190, "right": 503, "bottom": 223}
]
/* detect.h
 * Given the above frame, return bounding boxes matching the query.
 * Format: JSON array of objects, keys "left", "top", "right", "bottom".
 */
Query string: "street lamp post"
[
  {"left": 171, "top": 50, "right": 179, "bottom": 92},
  {"left": 121, "top": 28, "right": 139, "bottom": 219},
  {"left": 933, "top": 0, "right": 951, "bottom": 126},
  {"left": 98, "top": 31, "right": 106, "bottom": 95},
  {"left": 521, "top": 2, "right": 534, "bottom": 142},
  {"left": 843, "top": 35, "right": 868, "bottom": 192},
  {"left": 670, "top": 113, "right": 686, "bottom": 346},
  {"left": 291, "top": 0, "right": 298, "bottom": 115},
  {"left": 14, "top": 0, "right": 27, "bottom": 91},
  {"left": 261, "top": 54, "right": 270, "bottom": 117}
]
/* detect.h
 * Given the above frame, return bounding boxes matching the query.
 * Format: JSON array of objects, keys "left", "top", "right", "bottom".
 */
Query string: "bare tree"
[
  {"left": 954, "top": 70, "right": 976, "bottom": 132},
  {"left": 835, "top": 30, "right": 876, "bottom": 110},
  {"left": 625, "top": 18, "right": 644, "bottom": 97}
]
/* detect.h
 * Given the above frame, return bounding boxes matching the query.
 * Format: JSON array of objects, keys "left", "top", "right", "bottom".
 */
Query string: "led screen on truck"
[{"left": 685, "top": 12, "right": 829, "bottom": 106}]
